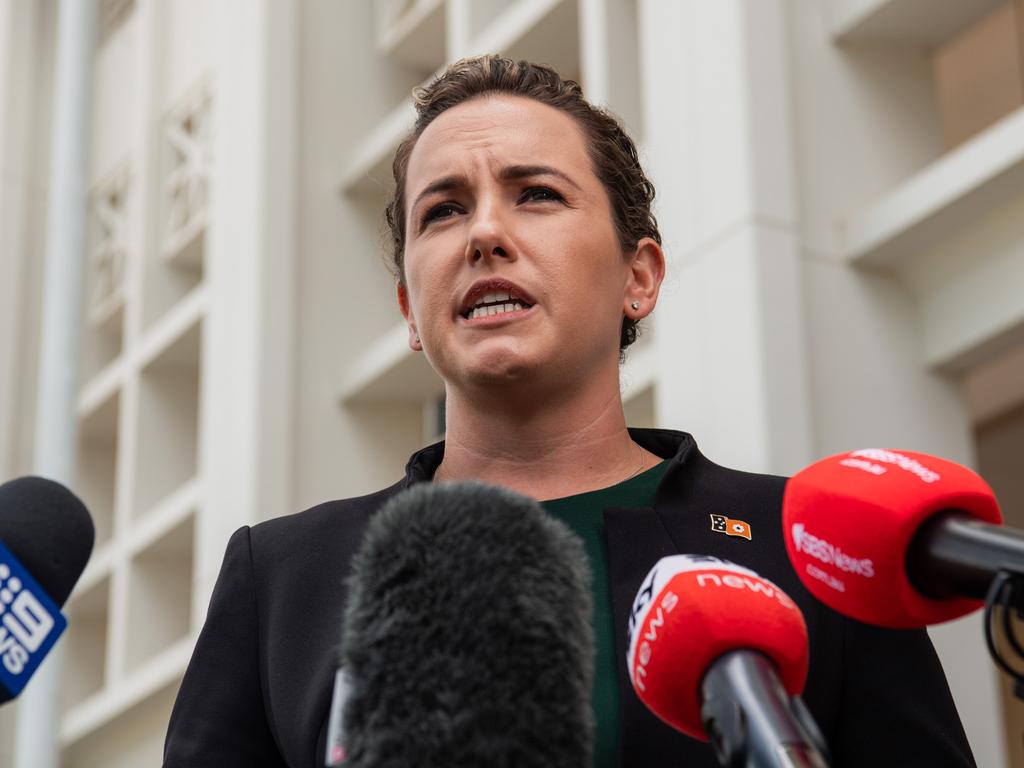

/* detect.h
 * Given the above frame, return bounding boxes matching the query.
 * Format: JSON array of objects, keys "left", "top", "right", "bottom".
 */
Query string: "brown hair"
[{"left": 385, "top": 54, "right": 661, "bottom": 352}]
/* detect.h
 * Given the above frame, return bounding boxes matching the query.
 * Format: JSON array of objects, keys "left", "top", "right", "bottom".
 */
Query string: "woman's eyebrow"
[
  {"left": 411, "top": 164, "right": 582, "bottom": 216},
  {"left": 411, "top": 174, "right": 467, "bottom": 216},
  {"left": 499, "top": 164, "right": 581, "bottom": 190}
]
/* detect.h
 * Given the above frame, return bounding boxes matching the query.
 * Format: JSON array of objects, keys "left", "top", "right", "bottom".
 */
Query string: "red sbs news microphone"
[
  {"left": 784, "top": 448, "right": 1003, "bottom": 628},
  {"left": 627, "top": 555, "right": 828, "bottom": 767}
]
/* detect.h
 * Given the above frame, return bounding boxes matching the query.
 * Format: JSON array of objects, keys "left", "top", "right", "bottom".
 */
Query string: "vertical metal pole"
[{"left": 15, "top": 0, "right": 96, "bottom": 766}]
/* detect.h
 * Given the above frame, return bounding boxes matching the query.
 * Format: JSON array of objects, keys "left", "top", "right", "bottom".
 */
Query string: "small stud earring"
[
  {"left": 630, "top": 301, "right": 640, "bottom": 311},
  {"left": 414, "top": 333, "right": 420, "bottom": 344}
]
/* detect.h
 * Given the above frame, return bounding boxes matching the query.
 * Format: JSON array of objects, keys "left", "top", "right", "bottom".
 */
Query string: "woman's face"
[{"left": 398, "top": 95, "right": 645, "bottom": 395}]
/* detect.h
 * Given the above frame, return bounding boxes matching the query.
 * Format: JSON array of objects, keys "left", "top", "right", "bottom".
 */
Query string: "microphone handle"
[
  {"left": 700, "top": 651, "right": 830, "bottom": 768},
  {"left": 907, "top": 511, "right": 1024, "bottom": 602}
]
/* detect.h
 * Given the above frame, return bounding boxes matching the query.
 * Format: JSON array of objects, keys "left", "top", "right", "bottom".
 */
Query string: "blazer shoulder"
[
  {"left": 686, "top": 450, "right": 789, "bottom": 510},
  {"left": 248, "top": 480, "right": 405, "bottom": 557}
]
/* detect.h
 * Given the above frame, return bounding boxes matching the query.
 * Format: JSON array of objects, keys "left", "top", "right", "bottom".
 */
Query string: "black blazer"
[{"left": 164, "top": 429, "right": 975, "bottom": 767}]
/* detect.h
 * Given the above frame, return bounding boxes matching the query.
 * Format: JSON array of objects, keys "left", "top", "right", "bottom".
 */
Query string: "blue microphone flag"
[{"left": 0, "top": 540, "right": 69, "bottom": 698}]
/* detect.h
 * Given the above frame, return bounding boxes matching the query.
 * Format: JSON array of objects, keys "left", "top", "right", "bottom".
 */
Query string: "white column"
[
  {"left": 579, "top": 0, "right": 641, "bottom": 132},
  {"left": 639, "top": 0, "right": 812, "bottom": 475},
  {"left": 0, "top": 6, "right": 35, "bottom": 763},
  {"left": 0, "top": 0, "right": 39, "bottom": 478},
  {"left": 16, "top": 1, "right": 96, "bottom": 767},
  {"left": 196, "top": 0, "right": 295, "bottom": 606}
]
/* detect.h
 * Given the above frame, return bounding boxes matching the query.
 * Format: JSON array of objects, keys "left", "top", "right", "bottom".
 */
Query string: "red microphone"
[
  {"left": 783, "top": 448, "right": 1005, "bottom": 629},
  {"left": 627, "top": 555, "right": 829, "bottom": 767}
]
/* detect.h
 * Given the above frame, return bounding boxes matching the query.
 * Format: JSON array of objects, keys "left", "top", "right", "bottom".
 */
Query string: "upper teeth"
[{"left": 468, "top": 291, "right": 526, "bottom": 319}]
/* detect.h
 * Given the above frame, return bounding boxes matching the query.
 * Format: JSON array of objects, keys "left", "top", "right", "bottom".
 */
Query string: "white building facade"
[{"left": 1, "top": 0, "right": 1023, "bottom": 765}]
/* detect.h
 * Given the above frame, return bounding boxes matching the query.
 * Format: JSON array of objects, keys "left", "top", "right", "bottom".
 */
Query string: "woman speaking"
[{"left": 164, "top": 55, "right": 974, "bottom": 767}]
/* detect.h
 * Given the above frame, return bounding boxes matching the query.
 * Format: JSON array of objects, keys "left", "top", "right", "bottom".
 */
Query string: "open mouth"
[{"left": 460, "top": 290, "right": 535, "bottom": 320}]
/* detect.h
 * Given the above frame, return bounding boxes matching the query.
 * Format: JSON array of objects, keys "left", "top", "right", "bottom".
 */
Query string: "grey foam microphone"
[{"left": 333, "top": 481, "right": 594, "bottom": 768}]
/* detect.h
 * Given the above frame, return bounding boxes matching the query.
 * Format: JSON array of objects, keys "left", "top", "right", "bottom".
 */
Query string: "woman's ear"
[
  {"left": 396, "top": 282, "right": 422, "bottom": 351},
  {"left": 624, "top": 237, "right": 666, "bottom": 319}
]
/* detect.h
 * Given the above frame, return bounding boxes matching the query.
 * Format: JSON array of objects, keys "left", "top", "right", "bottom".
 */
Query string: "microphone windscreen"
[
  {"left": 627, "top": 555, "right": 807, "bottom": 741},
  {"left": 339, "top": 481, "right": 594, "bottom": 767},
  {"left": 0, "top": 476, "right": 95, "bottom": 607},
  {"left": 783, "top": 449, "right": 1002, "bottom": 628}
]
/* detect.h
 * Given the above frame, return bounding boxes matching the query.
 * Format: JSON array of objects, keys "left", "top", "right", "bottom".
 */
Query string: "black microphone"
[
  {"left": 907, "top": 512, "right": 1024, "bottom": 602},
  {"left": 329, "top": 481, "right": 594, "bottom": 767},
  {"left": 0, "top": 476, "right": 95, "bottom": 704},
  {"left": 627, "top": 555, "right": 829, "bottom": 768},
  {"left": 701, "top": 653, "right": 830, "bottom": 768}
]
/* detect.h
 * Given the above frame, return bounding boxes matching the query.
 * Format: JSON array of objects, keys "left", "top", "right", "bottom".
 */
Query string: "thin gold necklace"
[
  {"left": 624, "top": 442, "right": 646, "bottom": 481},
  {"left": 435, "top": 443, "right": 647, "bottom": 485}
]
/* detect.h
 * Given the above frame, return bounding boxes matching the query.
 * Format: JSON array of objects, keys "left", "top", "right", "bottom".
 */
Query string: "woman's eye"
[
  {"left": 422, "top": 203, "right": 460, "bottom": 226},
  {"left": 520, "top": 187, "right": 561, "bottom": 203}
]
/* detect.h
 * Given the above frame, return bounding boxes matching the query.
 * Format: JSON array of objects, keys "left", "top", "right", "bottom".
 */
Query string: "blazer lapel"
[
  {"left": 605, "top": 506, "right": 679, "bottom": 656},
  {"left": 605, "top": 506, "right": 720, "bottom": 767}
]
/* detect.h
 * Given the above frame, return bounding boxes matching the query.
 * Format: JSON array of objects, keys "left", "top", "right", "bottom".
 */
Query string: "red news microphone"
[
  {"left": 627, "top": 555, "right": 829, "bottom": 768},
  {"left": 783, "top": 448, "right": 1005, "bottom": 628}
]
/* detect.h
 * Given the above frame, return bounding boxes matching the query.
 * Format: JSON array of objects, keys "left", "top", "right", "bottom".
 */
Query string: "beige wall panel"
[
  {"left": 91, "top": 11, "right": 138, "bottom": 183},
  {"left": 160, "top": 0, "right": 216, "bottom": 108},
  {"left": 898, "top": 192, "right": 1024, "bottom": 371},
  {"left": 803, "top": 259, "right": 973, "bottom": 461},
  {"left": 293, "top": 0, "right": 431, "bottom": 509},
  {"left": 62, "top": 684, "right": 177, "bottom": 768},
  {"left": 933, "top": 2, "right": 1024, "bottom": 150},
  {"left": 789, "top": 0, "right": 944, "bottom": 259}
]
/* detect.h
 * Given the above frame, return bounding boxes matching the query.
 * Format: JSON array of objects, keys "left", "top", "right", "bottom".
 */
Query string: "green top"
[{"left": 542, "top": 458, "right": 670, "bottom": 767}]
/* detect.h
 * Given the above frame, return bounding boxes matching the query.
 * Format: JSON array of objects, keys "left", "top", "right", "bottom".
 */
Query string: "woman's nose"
[{"left": 464, "top": 199, "right": 514, "bottom": 265}]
